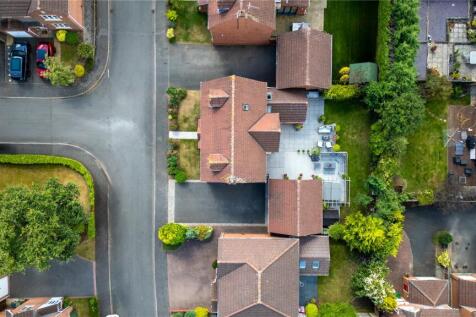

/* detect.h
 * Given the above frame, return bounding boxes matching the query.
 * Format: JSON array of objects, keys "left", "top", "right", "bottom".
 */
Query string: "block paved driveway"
[
  {"left": 404, "top": 204, "right": 476, "bottom": 276},
  {"left": 174, "top": 182, "right": 266, "bottom": 224}
]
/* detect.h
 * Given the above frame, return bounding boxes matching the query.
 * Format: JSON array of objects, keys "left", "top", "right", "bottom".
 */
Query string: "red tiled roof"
[
  {"left": 276, "top": 28, "right": 332, "bottom": 90},
  {"left": 405, "top": 277, "right": 449, "bottom": 306},
  {"left": 451, "top": 273, "right": 476, "bottom": 308},
  {"left": 267, "top": 87, "right": 308, "bottom": 124},
  {"left": 248, "top": 113, "right": 281, "bottom": 152},
  {"left": 268, "top": 179, "right": 323, "bottom": 236},
  {"left": 217, "top": 234, "right": 299, "bottom": 317},
  {"left": 199, "top": 75, "right": 270, "bottom": 183},
  {"left": 281, "top": 0, "right": 309, "bottom": 7},
  {"left": 208, "top": 0, "right": 276, "bottom": 45}
]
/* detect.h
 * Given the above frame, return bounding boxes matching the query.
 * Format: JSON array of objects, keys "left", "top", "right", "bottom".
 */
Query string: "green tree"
[
  {"left": 318, "top": 302, "right": 357, "bottom": 317},
  {"left": 424, "top": 69, "right": 452, "bottom": 100},
  {"left": 0, "top": 178, "right": 85, "bottom": 275},
  {"left": 44, "top": 57, "right": 75, "bottom": 86},
  {"left": 158, "top": 223, "right": 187, "bottom": 246},
  {"left": 305, "top": 302, "right": 318, "bottom": 317}
]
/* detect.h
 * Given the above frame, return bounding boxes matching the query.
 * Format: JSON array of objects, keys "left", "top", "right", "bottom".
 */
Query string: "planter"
[{"left": 310, "top": 154, "right": 320, "bottom": 162}]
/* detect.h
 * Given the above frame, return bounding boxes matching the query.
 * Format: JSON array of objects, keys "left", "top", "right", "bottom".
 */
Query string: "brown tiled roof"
[
  {"left": 452, "top": 273, "right": 476, "bottom": 308},
  {"left": 461, "top": 306, "right": 476, "bottom": 317},
  {"left": 208, "top": 0, "right": 276, "bottom": 45},
  {"left": 406, "top": 277, "right": 449, "bottom": 306},
  {"left": 267, "top": 88, "right": 308, "bottom": 124},
  {"left": 419, "top": 308, "right": 461, "bottom": 317},
  {"left": 299, "top": 235, "right": 330, "bottom": 276},
  {"left": 208, "top": 153, "right": 230, "bottom": 172},
  {"left": 35, "top": 0, "right": 69, "bottom": 15},
  {"left": 268, "top": 179, "right": 323, "bottom": 236},
  {"left": 276, "top": 28, "right": 332, "bottom": 90},
  {"left": 217, "top": 234, "right": 299, "bottom": 317},
  {"left": 248, "top": 113, "right": 281, "bottom": 152},
  {"left": 0, "top": 0, "right": 32, "bottom": 17},
  {"left": 199, "top": 75, "right": 269, "bottom": 183}
]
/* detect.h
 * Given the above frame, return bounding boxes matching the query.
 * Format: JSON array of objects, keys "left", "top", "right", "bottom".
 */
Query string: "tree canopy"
[{"left": 0, "top": 178, "right": 85, "bottom": 275}]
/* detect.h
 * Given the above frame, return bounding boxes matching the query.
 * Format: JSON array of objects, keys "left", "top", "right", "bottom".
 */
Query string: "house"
[
  {"left": 198, "top": 75, "right": 281, "bottom": 184},
  {"left": 276, "top": 28, "right": 332, "bottom": 90},
  {"left": 267, "top": 179, "right": 323, "bottom": 236},
  {"left": 451, "top": 273, "right": 476, "bottom": 308},
  {"left": 349, "top": 62, "right": 378, "bottom": 84},
  {"left": 207, "top": 0, "right": 276, "bottom": 45},
  {"left": 299, "top": 235, "right": 330, "bottom": 276},
  {"left": 402, "top": 276, "right": 450, "bottom": 307},
  {"left": 266, "top": 88, "right": 308, "bottom": 124},
  {"left": 4, "top": 297, "right": 72, "bottom": 317},
  {"left": 215, "top": 233, "right": 299, "bottom": 317},
  {"left": 0, "top": 0, "right": 84, "bottom": 38}
]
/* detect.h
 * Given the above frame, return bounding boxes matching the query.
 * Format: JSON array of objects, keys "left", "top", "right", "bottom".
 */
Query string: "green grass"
[
  {"left": 376, "top": 0, "right": 391, "bottom": 77},
  {"left": 178, "top": 90, "right": 200, "bottom": 131},
  {"left": 178, "top": 140, "right": 200, "bottom": 180},
  {"left": 400, "top": 100, "right": 447, "bottom": 193},
  {"left": 324, "top": 0, "right": 379, "bottom": 79},
  {"left": 75, "top": 238, "right": 95, "bottom": 261},
  {"left": 173, "top": 2, "right": 211, "bottom": 43},
  {"left": 65, "top": 297, "right": 98, "bottom": 317},
  {"left": 60, "top": 43, "right": 79, "bottom": 67},
  {"left": 318, "top": 241, "right": 359, "bottom": 304},
  {"left": 325, "top": 100, "right": 372, "bottom": 214}
]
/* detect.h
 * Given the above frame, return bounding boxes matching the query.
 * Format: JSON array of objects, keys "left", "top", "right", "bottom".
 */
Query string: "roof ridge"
[
  {"left": 261, "top": 302, "right": 288, "bottom": 317},
  {"left": 296, "top": 180, "right": 301, "bottom": 236},
  {"left": 261, "top": 239, "right": 298, "bottom": 272},
  {"left": 413, "top": 280, "right": 447, "bottom": 306},
  {"left": 230, "top": 75, "right": 236, "bottom": 179},
  {"left": 305, "top": 29, "right": 310, "bottom": 87}
]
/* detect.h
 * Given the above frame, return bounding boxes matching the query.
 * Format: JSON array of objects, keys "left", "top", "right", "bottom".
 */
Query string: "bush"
[
  {"left": 171, "top": 313, "right": 184, "bottom": 317},
  {"left": 167, "top": 9, "right": 178, "bottom": 22},
  {"left": 212, "top": 259, "right": 218, "bottom": 269},
  {"left": 324, "top": 85, "right": 360, "bottom": 101},
  {"left": 167, "top": 155, "right": 178, "bottom": 176},
  {"left": 305, "top": 302, "right": 318, "bottom": 317},
  {"left": 85, "top": 58, "right": 95, "bottom": 72},
  {"left": 186, "top": 226, "right": 199, "bottom": 240},
  {"left": 77, "top": 42, "right": 95, "bottom": 59},
  {"left": 318, "top": 302, "right": 357, "bottom": 317},
  {"left": 74, "top": 64, "right": 85, "bottom": 78},
  {"left": 194, "top": 307, "right": 208, "bottom": 317},
  {"left": 339, "top": 66, "right": 350, "bottom": 75},
  {"left": 167, "top": 28, "right": 175, "bottom": 41},
  {"left": 44, "top": 57, "right": 75, "bottom": 86},
  {"left": 424, "top": 69, "right": 452, "bottom": 100},
  {"left": 437, "top": 250, "right": 451, "bottom": 268},
  {"left": 195, "top": 225, "right": 213, "bottom": 241},
  {"left": 332, "top": 144, "right": 341, "bottom": 152},
  {"left": 184, "top": 311, "right": 196, "bottom": 317},
  {"left": 435, "top": 230, "right": 453, "bottom": 247},
  {"left": 328, "top": 223, "right": 345, "bottom": 240},
  {"left": 158, "top": 223, "right": 187, "bottom": 247},
  {"left": 167, "top": 87, "right": 187, "bottom": 107},
  {"left": 56, "top": 30, "right": 67, "bottom": 42},
  {"left": 416, "top": 190, "right": 434, "bottom": 205},
  {"left": 88, "top": 297, "right": 99, "bottom": 317},
  {"left": 175, "top": 169, "right": 188, "bottom": 183},
  {"left": 294, "top": 123, "right": 303, "bottom": 131},
  {"left": 335, "top": 124, "right": 341, "bottom": 132},
  {"left": 340, "top": 74, "right": 350, "bottom": 84},
  {"left": 65, "top": 31, "right": 80, "bottom": 45}
]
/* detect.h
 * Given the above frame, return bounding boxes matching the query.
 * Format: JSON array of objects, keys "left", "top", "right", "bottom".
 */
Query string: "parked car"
[
  {"left": 36, "top": 42, "right": 55, "bottom": 78},
  {"left": 9, "top": 43, "right": 28, "bottom": 81}
]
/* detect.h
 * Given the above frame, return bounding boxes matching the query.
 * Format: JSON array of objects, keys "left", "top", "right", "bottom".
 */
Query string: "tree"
[
  {"left": 44, "top": 57, "right": 75, "bottom": 86},
  {"left": 318, "top": 302, "right": 357, "bottom": 317},
  {"left": 324, "top": 84, "right": 359, "bottom": 101},
  {"left": 194, "top": 307, "right": 208, "bottom": 317},
  {"left": 435, "top": 230, "right": 453, "bottom": 247},
  {"left": 158, "top": 223, "right": 187, "bottom": 246},
  {"left": 77, "top": 42, "right": 95, "bottom": 59},
  {"left": 424, "top": 69, "right": 452, "bottom": 101},
  {"left": 305, "top": 302, "right": 318, "bottom": 317},
  {"left": 0, "top": 178, "right": 85, "bottom": 275}
]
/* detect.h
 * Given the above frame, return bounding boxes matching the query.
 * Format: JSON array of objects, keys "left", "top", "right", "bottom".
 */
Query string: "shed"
[{"left": 349, "top": 62, "right": 378, "bottom": 84}]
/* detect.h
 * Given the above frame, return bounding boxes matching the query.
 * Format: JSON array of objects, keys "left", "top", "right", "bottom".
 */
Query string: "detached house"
[
  {"left": 451, "top": 273, "right": 476, "bottom": 309},
  {"left": 0, "top": 0, "right": 84, "bottom": 38},
  {"left": 4, "top": 297, "right": 73, "bottom": 317},
  {"left": 402, "top": 276, "right": 450, "bottom": 307}
]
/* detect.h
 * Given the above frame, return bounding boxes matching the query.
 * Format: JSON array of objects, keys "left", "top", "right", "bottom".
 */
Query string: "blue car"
[{"left": 9, "top": 43, "right": 29, "bottom": 81}]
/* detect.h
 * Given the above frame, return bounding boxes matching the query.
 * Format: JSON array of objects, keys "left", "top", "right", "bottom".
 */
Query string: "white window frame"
[
  {"left": 40, "top": 15, "right": 62, "bottom": 22},
  {"left": 53, "top": 23, "right": 72, "bottom": 30}
]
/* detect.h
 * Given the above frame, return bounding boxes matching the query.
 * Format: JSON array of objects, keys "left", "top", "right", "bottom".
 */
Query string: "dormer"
[
  {"left": 208, "top": 153, "right": 229, "bottom": 172},
  {"left": 208, "top": 89, "right": 229, "bottom": 108}
]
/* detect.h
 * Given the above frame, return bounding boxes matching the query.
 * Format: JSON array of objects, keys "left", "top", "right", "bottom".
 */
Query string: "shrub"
[
  {"left": 194, "top": 307, "right": 208, "bottom": 317},
  {"left": 471, "top": 19, "right": 476, "bottom": 28},
  {"left": 424, "top": 69, "right": 452, "bottom": 100},
  {"left": 437, "top": 250, "right": 451, "bottom": 268},
  {"left": 65, "top": 31, "right": 80, "bottom": 45},
  {"left": 167, "top": 155, "right": 178, "bottom": 176},
  {"left": 339, "top": 74, "right": 350, "bottom": 84},
  {"left": 294, "top": 123, "right": 303, "bottom": 131},
  {"left": 195, "top": 225, "right": 213, "bottom": 241},
  {"left": 171, "top": 313, "right": 184, "bottom": 317},
  {"left": 167, "top": 28, "right": 175, "bottom": 41},
  {"left": 158, "top": 223, "right": 187, "bottom": 247},
  {"left": 167, "top": 9, "right": 178, "bottom": 22},
  {"left": 212, "top": 259, "right": 218, "bottom": 269},
  {"left": 381, "top": 295, "right": 397, "bottom": 313},
  {"left": 44, "top": 57, "right": 75, "bottom": 86},
  {"left": 328, "top": 223, "right": 345, "bottom": 240},
  {"left": 339, "top": 66, "right": 350, "bottom": 75},
  {"left": 85, "top": 58, "right": 95, "bottom": 72},
  {"left": 318, "top": 302, "right": 357, "bottom": 317},
  {"left": 332, "top": 144, "right": 341, "bottom": 152},
  {"left": 305, "top": 302, "right": 318, "bottom": 317},
  {"left": 88, "top": 297, "right": 99, "bottom": 317},
  {"left": 184, "top": 311, "right": 196, "bottom": 317},
  {"left": 74, "top": 64, "right": 85, "bottom": 78},
  {"left": 166, "top": 87, "right": 187, "bottom": 107},
  {"left": 56, "top": 30, "right": 67, "bottom": 42},
  {"left": 416, "top": 190, "right": 434, "bottom": 205},
  {"left": 335, "top": 124, "right": 341, "bottom": 132},
  {"left": 185, "top": 226, "right": 199, "bottom": 240},
  {"left": 175, "top": 169, "right": 188, "bottom": 183},
  {"left": 324, "top": 85, "right": 360, "bottom": 101},
  {"left": 77, "top": 42, "right": 95, "bottom": 59},
  {"left": 436, "top": 230, "right": 453, "bottom": 247}
]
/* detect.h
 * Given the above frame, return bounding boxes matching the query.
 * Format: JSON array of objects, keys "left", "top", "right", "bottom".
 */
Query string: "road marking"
[
  {"left": 168, "top": 180, "right": 175, "bottom": 223},
  {"left": 107, "top": 68, "right": 110, "bottom": 79}
]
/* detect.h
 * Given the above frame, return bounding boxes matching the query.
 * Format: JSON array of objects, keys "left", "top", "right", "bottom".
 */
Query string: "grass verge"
[
  {"left": 400, "top": 100, "right": 447, "bottom": 193},
  {"left": 178, "top": 90, "right": 200, "bottom": 131},
  {"left": 324, "top": 0, "right": 379, "bottom": 79},
  {"left": 325, "top": 100, "right": 372, "bottom": 214},
  {"left": 174, "top": 2, "right": 211, "bottom": 43},
  {"left": 178, "top": 140, "right": 200, "bottom": 180},
  {"left": 60, "top": 42, "right": 79, "bottom": 67},
  {"left": 65, "top": 297, "right": 99, "bottom": 317}
]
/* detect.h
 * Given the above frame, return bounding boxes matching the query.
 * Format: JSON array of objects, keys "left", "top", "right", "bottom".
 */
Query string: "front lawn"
[
  {"left": 173, "top": 2, "right": 210, "bottom": 43},
  {"left": 178, "top": 140, "right": 200, "bottom": 180},
  {"left": 400, "top": 100, "right": 448, "bottom": 194},
  {"left": 65, "top": 297, "right": 99, "bottom": 317},
  {"left": 60, "top": 42, "right": 79, "bottom": 67},
  {"left": 324, "top": 0, "right": 379, "bottom": 79},
  {"left": 325, "top": 100, "right": 372, "bottom": 214},
  {"left": 178, "top": 90, "right": 200, "bottom": 131}
]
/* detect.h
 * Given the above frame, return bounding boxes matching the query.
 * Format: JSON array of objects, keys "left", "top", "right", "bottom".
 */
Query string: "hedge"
[
  {"left": 0, "top": 154, "right": 96, "bottom": 238},
  {"left": 376, "top": 0, "right": 391, "bottom": 78}
]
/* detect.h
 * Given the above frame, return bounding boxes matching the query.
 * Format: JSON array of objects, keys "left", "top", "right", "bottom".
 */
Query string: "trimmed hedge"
[
  {"left": 376, "top": 0, "right": 391, "bottom": 78},
  {"left": 0, "top": 154, "right": 96, "bottom": 238}
]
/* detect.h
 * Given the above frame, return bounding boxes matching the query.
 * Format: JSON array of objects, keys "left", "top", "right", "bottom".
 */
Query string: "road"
[{"left": 0, "top": 0, "right": 169, "bottom": 316}]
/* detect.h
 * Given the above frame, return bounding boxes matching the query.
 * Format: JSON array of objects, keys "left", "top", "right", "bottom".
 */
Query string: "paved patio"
[
  {"left": 427, "top": 43, "right": 451, "bottom": 76},
  {"left": 275, "top": 0, "right": 327, "bottom": 35},
  {"left": 449, "top": 22, "right": 469, "bottom": 43}
]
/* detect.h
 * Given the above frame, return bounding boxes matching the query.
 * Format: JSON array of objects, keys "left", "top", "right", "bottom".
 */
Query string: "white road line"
[{"left": 168, "top": 180, "right": 175, "bottom": 223}]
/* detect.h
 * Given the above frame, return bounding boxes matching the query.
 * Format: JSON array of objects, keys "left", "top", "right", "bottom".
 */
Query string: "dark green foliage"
[
  {"left": 175, "top": 169, "right": 188, "bottom": 183},
  {"left": 184, "top": 311, "right": 196, "bottom": 317},
  {"left": 88, "top": 297, "right": 99, "bottom": 317},
  {"left": 65, "top": 32, "right": 80, "bottom": 45},
  {"left": 318, "top": 302, "right": 357, "bottom": 317},
  {"left": 0, "top": 178, "right": 86, "bottom": 275},
  {"left": 167, "top": 155, "right": 178, "bottom": 176},
  {"left": 436, "top": 230, "right": 453, "bottom": 247},
  {"left": 85, "top": 58, "right": 94, "bottom": 72},
  {"left": 77, "top": 42, "right": 95, "bottom": 59},
  {"left": 167, "top": 87, "right": 187, "bottom": 107},
  {"left": 171, "top": 313, "right": 184, "bottom": 317},
  {"left": 423, "top": 70, "right": 452, "bottom": 101},
  {"left": 158, "top": 223, "right": 187, "bottom": 247},
  {"left": 212, "top": 259, "right": 218, "bottom": 269},
  {"left": 87, "top": 212, "right": 96, "bottom": 239}
]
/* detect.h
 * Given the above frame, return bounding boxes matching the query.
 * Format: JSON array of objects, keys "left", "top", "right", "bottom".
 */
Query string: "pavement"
[
  {"left": 404, "top": 204, "right": 476, "bottom": 276},
  {"left": 10, "top": 256, "right": 94, "bottom": 297},
  {"left": 174, "top": 182, "right": 266, "bottom": 224},
  {"left": 387, "top": 231, "right": 413, "bottom": 293}
]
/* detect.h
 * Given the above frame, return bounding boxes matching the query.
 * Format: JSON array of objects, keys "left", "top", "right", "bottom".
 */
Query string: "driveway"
[
  {"left": 169, "top": 44, "right": 276, "bottom": 89},
  {"left": 174, "top": 182, "right": 266, "bottom": 224},
  {"left": 10, "top": 256, "right": 94, "bottom": 297},
  {"left": 404, "top": 204, "right": 476, "bottom": 276}
]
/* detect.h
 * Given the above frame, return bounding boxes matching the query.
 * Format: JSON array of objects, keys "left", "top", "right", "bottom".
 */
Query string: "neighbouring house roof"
[
  {"left": 419, "top": 308, "right": 462, "bottom": 317},
  {"left": 6, "top": 297, "right": 69, "bottom": 317},
  {"left": 299, "top": 235, "right": 330, "bottom": 276},
  {"left": 349, "top": 62, "right": 378, "bottom": 84},
  {"left": 276, "top": 28, "right": 332, "bottom": 90},
  {"left": 267, "top": 87, "right": 308, "bottom": 124},
  {"left": 396, "top": 304, "right": 463, "bottom": 317},
  {"left": 405, "top": 277, "right": 449, "bottom": 306},
  {"left": 268, "top": 179, "right": 323, "bottom": 236},
  {"left": 461, "top": 306, "right": 476, "bottom": 317},
  {"left": 217, "top": 233, "right": 299, "bottom": 317},
  {"left": 208, "top": 0, "right": 276, "bottom": 45},
  {"left": 0, "top": 0, "right": 32, "bottom": 17},
  {"left": 281, "top": 0, "right": 309, "bottom": 7},
  {"left": 452, "top": 273, "right": 476, "bottom": 308},
  {"left": 198, "top": 75, "right": 279, "bottom": 183}
]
